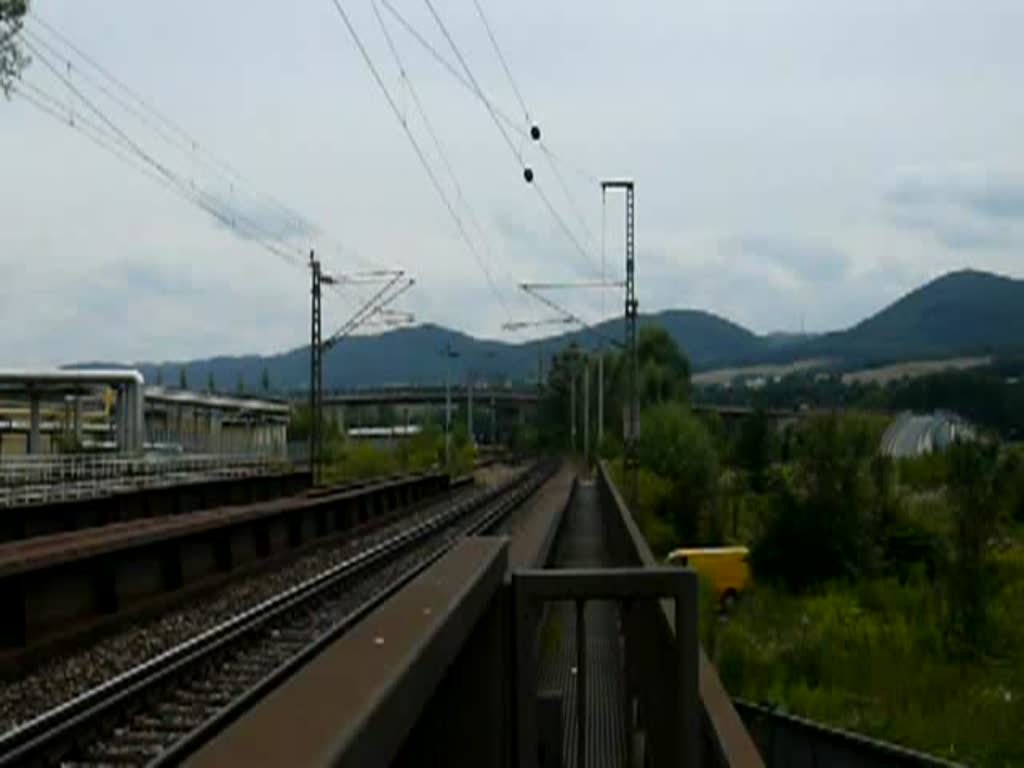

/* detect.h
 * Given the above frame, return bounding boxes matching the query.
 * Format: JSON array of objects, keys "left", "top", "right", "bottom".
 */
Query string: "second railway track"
[{"left": 0, "top": 460, "right": 556, "bottom": 767}]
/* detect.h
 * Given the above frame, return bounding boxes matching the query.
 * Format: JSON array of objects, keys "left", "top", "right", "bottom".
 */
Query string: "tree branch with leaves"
[{"left": 0, "top": 0, "right": 29, "bottom": 99}]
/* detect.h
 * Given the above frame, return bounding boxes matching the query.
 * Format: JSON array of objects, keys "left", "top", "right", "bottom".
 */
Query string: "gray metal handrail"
[
  {"left": 513, "top": 567, "right": 700, "bottom": 768},
  {"left": 0, "top": 454, "right": 294, "bottom": 507}
]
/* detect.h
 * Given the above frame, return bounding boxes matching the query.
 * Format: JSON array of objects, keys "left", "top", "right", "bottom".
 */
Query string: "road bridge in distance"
[{"left": 320, "top": 387, "right": 809, "bottom": 431}]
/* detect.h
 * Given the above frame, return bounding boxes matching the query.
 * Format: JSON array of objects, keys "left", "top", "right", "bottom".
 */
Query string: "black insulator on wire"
[
  {"left": 523, "top": 167, "right": 534, "bottom": 183},
  {"left": 530, "top": 124, "right": 541, "bottom": 141}
]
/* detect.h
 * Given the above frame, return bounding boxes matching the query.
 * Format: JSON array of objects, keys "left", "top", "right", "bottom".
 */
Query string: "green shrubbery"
[
  {"left": 613, "top": 399, "right": 1024, "bottom": 764},
  {"left": 318, "top": 418, "right": 475, "bottom": 484},
  {"left": 711, "top": 416, "right": 1024, "bottom": 764},
  {"left": 749, "top": 413, "right": 886, "bottom": 590},
  {"left": 638, "top": 402, "right": 719, "bottom": 543},
  {"left": 717, "top": 572, "right": 1024, "bottom": 765}
]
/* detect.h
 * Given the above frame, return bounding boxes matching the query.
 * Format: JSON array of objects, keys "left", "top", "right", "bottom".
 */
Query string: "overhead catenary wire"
[
  {"left": 465, "top": 0, "right": 603, "bottom": 257},
  {"left": 13, "top": 72, "right": 303, "bottom": 269},
  {"left": 20, "top": 37, "right": 308, "bottom": 268},
  {"left": 379, "top": 0, "right": 605, "bottom": 283},
  {"left": 21, "top": 22, "right": 414, "bottom": 346},
  {"left": 520, "top": 285, "right": 623, "bottom": 350},
  {"left": 417, "top": 0, "right": 603, "bottom": 283},
  {"left": 16, "top": 18, "right": 412, "bottom": 351},
  {"left": 421, "top": 0, "right": 522, "bottom": 169},
  {"left": 369, "top": 0, "right": 513, "bottom": 319},
  {"left": 26, "top": 15, "right": 320, "bottom": 245},
  {"left": 26, "top": 14, "right": 396, "bottom": 285},
  {"left": 380, "top": 0, "right": 598, "bottom": 185},
  {"left": 325, "top": 0, "right": 515, "bottom": 325},
  {"left": 326, "top": 273, "right": 415, "bottom": 348},
  {"left": 533, "top": 180, "right": 602, "bottom": 277},
  {"left": 14, "top": 80, "right": 179, "bottom": 195},
  {"left": 471, "top": 0, "right": 530, "bottom": 123}
]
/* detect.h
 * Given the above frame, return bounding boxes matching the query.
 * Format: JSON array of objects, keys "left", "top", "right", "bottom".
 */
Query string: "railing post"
[
  {"left": 514, "top": 578, "right": 538, "bottom": 768},
  {"left": 676, "top": 577, "right": 700, "bottom": 767},
  {"left": 621, "top": 598, "right": 634, "bottom": 768},
  {"left": 576, "top": 598, "right": 587, "bottom": 768}
]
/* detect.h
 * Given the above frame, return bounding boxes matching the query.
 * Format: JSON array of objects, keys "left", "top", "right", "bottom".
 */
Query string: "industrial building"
[{"left": 0, "top": 370, "right": 289, "bottom": 457}]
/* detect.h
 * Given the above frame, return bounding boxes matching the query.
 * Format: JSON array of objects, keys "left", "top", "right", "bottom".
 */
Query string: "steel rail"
[{"left": 0, "top": 461, "right": 555, "bottom": 766}]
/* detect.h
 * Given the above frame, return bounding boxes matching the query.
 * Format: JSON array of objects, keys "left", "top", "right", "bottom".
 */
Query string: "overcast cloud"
[{"left": 2, "top": 0, "right": 1023, "bottom": 365}]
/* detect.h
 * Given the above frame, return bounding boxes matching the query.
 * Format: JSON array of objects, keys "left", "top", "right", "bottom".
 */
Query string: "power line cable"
[
  {"left": 17, "top": 84, "right": 299, "bottom": 267},
  {"left": 370, "top": 0, "right": 513, "bottom": 317},
  {"left": 21, "top": 39, "right": 305, "bottom": 267},
  {"left": 381, "top": 0, "right": 526, "bottom": 142},
  {"left": 25, "top": 27, "right": 310, "bottom": 265},
  {"left": 15, "top": 80, "right": 181, "bottom": 195},
  {"left": 533, "top": 180, "right": 601, "bottom": 276},
  {"left": 27, "top": 14, "right": 395, "bottom": 281},
  {"left": 27, "top": 15, "right": 321, "bottom": 244},
  {"left": 466, "top": 1, "right": 602, "bottom": 257},
  {"left": 325, "top": 0, "right": 513, "bottom": 323},
  {"left": 471, "top": 0, "right": 529, "bottom": 123},
  {"left": 19, "top": 25, "right": 404, "bottom": 346},
  {"left": 422, "top": 0, "right": 522, "bottom": 167},
  {"left": 381, "top": 0, "right": 600, "bottom": 191},
  {"left": 418, "top": 0, "right": 602, "bottom": 281},
  {"left": 521, "top": 285, "right": 622, "bottom": 350}
]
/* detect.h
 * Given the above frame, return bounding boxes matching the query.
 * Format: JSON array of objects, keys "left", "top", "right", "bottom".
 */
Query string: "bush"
[
  {"left": 718, "top": 576, "right": 1024, "bottom": 766},
  {"left": 945, "top": 441, "right": 1009, "bottom": 653},
  {"left": 397, "top": 422, "right": 444, "bottom": 472},
  {"left": 877, "top": 512, "right": 943, "bottom": 581},
  {"left": 750, "top": 413, "right": 880, "bottom": 591},
  {"left": 609, "top": 459, "right": 676, "bottom": 556},
  {"left": 897, "top": 451, "right": 948, "bottom": 491},
  {"left": 345, "top": 442, "right": 398, "bottom": 479},
  {"left": 638, "top": 402, "right": 719, "bottom": 544}
]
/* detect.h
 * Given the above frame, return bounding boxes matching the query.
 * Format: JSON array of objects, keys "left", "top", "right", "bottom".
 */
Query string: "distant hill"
[
  {"left": 762, "top": 331, "right": 819, "bottom": 348},
  {"left": 74, "top": 269, "right": 1024, "bottom": 392},
  {"left": 97, "top": 309, "right": 763, "bottom": 393},
  {"left": 775, "top": 269, "right": 1024, "bottom": 367}
]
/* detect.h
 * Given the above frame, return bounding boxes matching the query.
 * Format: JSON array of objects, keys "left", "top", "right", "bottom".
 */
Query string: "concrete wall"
[{"left": 0, "top": 472, "right": 451, "bottom": 650}]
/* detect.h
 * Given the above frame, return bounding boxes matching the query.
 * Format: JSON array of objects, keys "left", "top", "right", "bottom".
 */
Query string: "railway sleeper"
[{"left": 0, "top": 464, "right": 550, "bottom": 767}]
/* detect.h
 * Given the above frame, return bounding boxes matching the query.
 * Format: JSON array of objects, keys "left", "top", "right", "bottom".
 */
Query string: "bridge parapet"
[{"left": 596, "top": 461, "right": 764, "bottom": 767}]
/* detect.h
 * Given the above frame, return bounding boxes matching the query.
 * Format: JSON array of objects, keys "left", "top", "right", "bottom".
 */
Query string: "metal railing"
[
  {"left": 596, "top": 461, "right": 765, "bottom": 767},
  {"left": 0, "top": 453, "right": 298, "bottom": 508},
  {"left": 513, "top": 567, "right": 700, "bottom": 768}
]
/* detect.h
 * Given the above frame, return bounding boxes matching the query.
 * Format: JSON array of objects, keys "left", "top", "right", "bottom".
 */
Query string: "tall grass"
[{"left": 717, "top": 563, "right": 1024, "bottom": 766}]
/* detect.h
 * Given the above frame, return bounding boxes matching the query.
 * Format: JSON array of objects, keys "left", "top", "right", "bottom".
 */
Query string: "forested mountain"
[
  {"left": 784, "top": 270, "right": 1024, "bottom": 365},
  {"left": 76, "top": 269, "right": 1024, "bottom": 391}
]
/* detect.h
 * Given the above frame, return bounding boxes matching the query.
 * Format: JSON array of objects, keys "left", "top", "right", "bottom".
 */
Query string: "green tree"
[
  {"left": 637, "top": 402, "right": 719, "bottom": 543},
  {"left": 1, "top": 1, "right": 29, "bottom": 98},
  {"left": 261, "top": 366, "right": 271, "bottom": 394},
  {"left": 735, "top": 406, "right": 775, "bottom": 492},
  {"left": 945, "top": 441, "right": 1009, "bottom": 652},
  {"left": 539, "top": 327, "right": 692, "bottom": 453},
  {"left": 178, "top": 367, "right": 188, "bottom": 390},
  {"left": 637, "top": 325, "right": 691, "bottom": 404},
  {"left": 290, "top": 404, "right": 344, "bottom": 457},
  {"left": 750, "top": 413, "right": 881, "bottom": 591},
  {"left": 206, "top": 372, "right": 215, "bottom": 393},
  {"left": 236, "top": 373, "right": 245, "bottom": 394},
  {"left": 537, "top": 343, "right": 586, "bottom": 450}
]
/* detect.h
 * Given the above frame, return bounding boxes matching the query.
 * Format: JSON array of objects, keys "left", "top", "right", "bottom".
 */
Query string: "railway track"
[{"left": 0, "top": 461, "right": 555, "bottom": 767}]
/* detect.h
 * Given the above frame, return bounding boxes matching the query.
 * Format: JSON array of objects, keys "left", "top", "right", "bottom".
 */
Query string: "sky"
[{"left": 2, "top": 0, "right": 1024, "bottom": 366}]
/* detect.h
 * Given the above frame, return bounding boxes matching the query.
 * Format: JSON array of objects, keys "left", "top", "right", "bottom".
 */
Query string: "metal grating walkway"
[{"left": 536, "top": 477, "right": 627, "bottom": 768}]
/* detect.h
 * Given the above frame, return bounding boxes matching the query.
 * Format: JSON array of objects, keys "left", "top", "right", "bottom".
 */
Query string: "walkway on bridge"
[{"left": 536, "top": 475, "right": 627, "bottom": 768}]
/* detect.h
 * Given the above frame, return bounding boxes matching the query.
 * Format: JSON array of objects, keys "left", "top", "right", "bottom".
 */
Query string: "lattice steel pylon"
[
  {"left": 309, "top": 251, "right": 324, "bottom": 485},
  {"left": 602, "top": 179, "right": 638, "bottom": 506}
]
